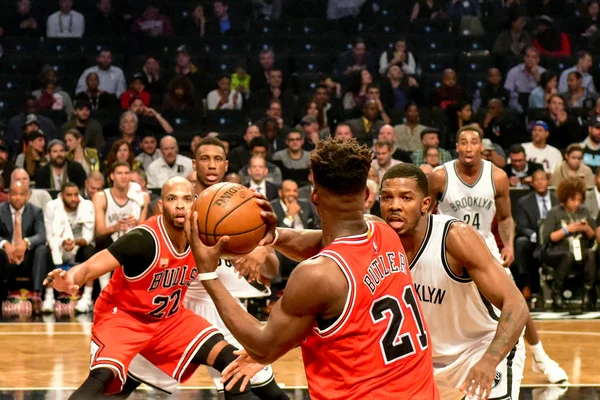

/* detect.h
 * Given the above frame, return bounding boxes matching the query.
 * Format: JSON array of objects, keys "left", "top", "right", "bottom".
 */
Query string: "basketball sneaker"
[
  {"left": 42, "top": 296, "right": 55, "bottom": 313},
  {"left": 75, "top": 297, "right": 93, "bottom": 313},
  {"left": 532, "top": 355, "right": 569, "bottom": 383}
]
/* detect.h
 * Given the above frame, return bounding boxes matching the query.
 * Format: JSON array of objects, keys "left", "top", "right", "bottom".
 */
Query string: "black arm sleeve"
[{"left": 107, "top": 229, "right": 157, "bottom": 278}]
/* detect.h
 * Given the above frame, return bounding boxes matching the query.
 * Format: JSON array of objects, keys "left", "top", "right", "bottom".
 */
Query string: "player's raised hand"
[
  {"left": 249, "top": 188, "right": 279, "bottom": 246},
  {"left": 220, "top": 349, "right": 265, "bottom": 392},
  {"left": 458, "top": 355, "right": 496, "bottom": 400},
  {"left": 43, "top": 268, "right": 79, "bottom": 294},
  {"left": 184, "top": 210, "right": 229, "bottom": 273}
]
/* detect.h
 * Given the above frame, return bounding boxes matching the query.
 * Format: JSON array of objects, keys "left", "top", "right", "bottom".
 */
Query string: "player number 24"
[
  {"left": 463, "top": 213, "right": 480, "bottom": 229},
  {"left": 148, "top": 289, "right": 182, "bottom": 319},
  {"left": 370, "top": 286, "right": 428, "bottom": 364}
]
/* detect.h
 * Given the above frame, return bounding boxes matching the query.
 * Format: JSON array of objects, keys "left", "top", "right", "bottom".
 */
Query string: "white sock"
[
  {"left": 44, "top": 287, "right": 54, "bottom": 300},
  {"left": 82, "top": 285, "right": 93, "bottom": 299},
  {"left": 530, "top": 341, "right": 547, "bottom": 360}
]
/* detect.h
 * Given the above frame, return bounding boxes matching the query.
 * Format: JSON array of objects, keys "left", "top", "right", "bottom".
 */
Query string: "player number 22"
[
  {"left": 148, "top": 289, "right": 182, "bottom": 319},
  {"left": 463, "top": 213, "right": 480, "bottom": 229},
  {"left": 370, "top": 286, "right": 428, "bottom": 364}
]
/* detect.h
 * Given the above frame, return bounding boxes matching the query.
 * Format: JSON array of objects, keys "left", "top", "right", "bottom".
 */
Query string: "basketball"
[{"left": 194, "top": 182, "right": 267, "bottom": 254}]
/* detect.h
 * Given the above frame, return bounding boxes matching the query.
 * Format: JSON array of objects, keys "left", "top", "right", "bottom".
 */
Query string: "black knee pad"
[
  {"left": 88, "top": 367, "right": 115, "bottom": 385},
  {"left": 214, "top": 344, "right": 251, "bottom": 396}
]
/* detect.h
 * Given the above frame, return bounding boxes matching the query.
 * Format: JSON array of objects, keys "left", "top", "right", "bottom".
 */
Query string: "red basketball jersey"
[
  {"left": 99, "top": 215, "right": 198, "bottom": 319},
  {"left": 301, "top": 221, "right": 439, "bottom": 400}
]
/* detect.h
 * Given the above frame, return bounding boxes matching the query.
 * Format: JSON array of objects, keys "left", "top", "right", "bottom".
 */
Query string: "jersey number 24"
[
  {"left": 370, "top": 285, "right": 428, "bottom": 364},
  {"left": 463, "top": 213, "right": 480, "bottom": 229}
]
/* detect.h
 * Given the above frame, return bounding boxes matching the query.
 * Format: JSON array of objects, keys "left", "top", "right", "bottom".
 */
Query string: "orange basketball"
[{"left": 194, "top": 182, "right": 267, "bottom": 255}]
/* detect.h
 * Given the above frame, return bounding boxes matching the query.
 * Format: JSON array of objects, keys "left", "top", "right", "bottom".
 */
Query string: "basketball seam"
[
  {"left": 203, "top": 185, "right": 225, "bottom": 244},
  {"left": 202, "top": 223, "right": 266, "bottom": 237},
  {"left": 212, "top": 194, "right": 257, "bottom": 236}
]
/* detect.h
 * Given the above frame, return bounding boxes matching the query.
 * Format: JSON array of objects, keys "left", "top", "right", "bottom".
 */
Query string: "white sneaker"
[
  {"left": 42, "top": 297, "right": 55, "bottom": 313},
  {"left": 532, "top": 355, "right": 569, "bottom": 383},
  {"left": 75, "top": 297, "right": 93, "bottom": 313}
]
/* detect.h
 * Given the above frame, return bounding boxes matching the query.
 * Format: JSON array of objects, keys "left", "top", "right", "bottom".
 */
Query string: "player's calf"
[{"left": 69, "top": 367, "right": 115, "bottom": 399}]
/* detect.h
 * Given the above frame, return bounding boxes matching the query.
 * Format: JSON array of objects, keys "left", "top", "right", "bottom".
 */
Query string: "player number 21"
[
  {"left": 148, "top": 289, "right": 182, "bottom": 319},
  {"left": 370, "top": 286, "right": 428, "bottom": 364}
]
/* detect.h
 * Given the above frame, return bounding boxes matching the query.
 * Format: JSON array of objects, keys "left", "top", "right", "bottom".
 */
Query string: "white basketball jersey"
[
  {"left": 104, "top": 188, "right": 142, "bottom": 242},
  {"left": 437, "top": 159, "right": 500, "bottom": 258},
  {"left": 410, "top": 214, "right": 499, "bottom": 366}
]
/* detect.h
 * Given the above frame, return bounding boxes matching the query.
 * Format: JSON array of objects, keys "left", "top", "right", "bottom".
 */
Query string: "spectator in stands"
[
  {"left": 131, "top": 2, "right": 173, "bottom": 37},
  {"left": 38, "top": 81, "right": 68, "bottom": 116},
  {"left": 189, "top": 135, "right": 202, "bottom": 158},
  {"left": 345, "top": 100, "right": 385, "bottom": 146},
  {"left": 447, "top": 100, "right": 473, "bottom": 136},
  {"left": 492, "top": 12, "right": 531, "bottom": 57},
  {"left": 46, "top": 0, "right": 85, "bottom": 38},
  {"left": 528, "top": 70, "right": 558, "bottom": 109},
  {"left": 481, "top": 137, "right": 507, "bottom": 168},
  {"left": 246, "top": 156, "right": 278, "bottom": 201},
  {"left": 481, "top": 98, "right": 525, "bottom": 150},
  {"left": 227, "top": 125, "right": 262, "bottom": 172},
  {"left": 297, "top": 116, "right": 321, "bottom": 152},
  {"left": 86, "top": 0, "right": 119, "bottom": 37},
  {"left": 302, "top": 99, "right": 330, "bottom": 138},
  {"left": 120, "top": 73, "right": 150, "bottom": 111},
  {"left": 238, "top": 137, "right": 282, "bottom": 185},
  {"left": 333, "top": 123, "right": 353, "bottom": 141},
  {"left": 446, "top": 0, "right": 482, "bottom": 30},
  {"left": 6, "top": 0, "right": 42, "bottom": 36},
  {"left": 127, "top": 98, "right": 174, "bottom": 137},
  {"left": 378, "top": 37, "right": 417, "bottom": 76},
  {"left": 32, "top": 65, "right": 74, "bottom": 117},
  {"left": 230, "top": 64, "right": 250, "bottom": 100},
  {"left": 15, "top": 130, "right": 47, "bottom": 180},
  {"left": 104, "top": 139, "right": 141, "bottom": 184},
  {"left": 586, "top": 168, "right": 600, "bottom": 218},
  {"left": 223, "top": 172, "right": 241, "bottom": 184},
  {"left": 561, "top": 71, "right": 597, "bottom": 110},
  {"left": 410, "top": 0, "right": 445, "bottom": 22},
  {"left": 6, "top": 99, "right": 57, "bottom": 154},
  {"left": 146, "top": 136, "right": 193, "bottom": 188},
  {"left": 252, "top": 0, "right": 281, "bottom": 20},
  {"left": 75, "top": 72, "right": 118, "bottom": 110},
  {"left": 272, "top": 130, "right": 310, "bottom": 186},
  {"left": 343, "top": 70, "right": 373, "bottom": 115},
  {"left": 371, "top": 140, "right": 401, "bottom": 182},
  {"left": 429, "top": 69, "right": 468, "bottom": 110},
  {"left": 532, "top": 15, "right": 571, "bottom": 57},
  {"left": 544, "top": 94, "right": 583, "bottom": 150},
  {"left": 581, "top": 0, "right": 600, "bottom": 37},
  {"left": 515, "top": 169, "right": 557, "bottom": 298},
  {"left": 76, "top": 49, "right": 126, "bottom": 97},
  {"left": 173, "top": 45, "right": 207, "bottom": 96},
  {"left": 541, "top": 177, "right": 596, "bottom": 310},
  {"left": 394, "top": 102, "right": 426, "bottom": 152},
  {"left": 377, "top": 124, "right": 411, "bottom": 163},
  {"left": 162, "top": 75, "right": 195, "bottom": 111},
  {"left": 0, "top": 181, "right": 47, "bottom": 311},
  {"left": 0, "top": 145, "right": 14, "bottom": 189},
  {"left": 44, "top": 182, "right": 95, "bottom": 311},
  {"left": 11, "top": 169, "right": 52, "bottom": 210},
  {"left": 551, "top": 144, "right": 594, "bottom": 187},
  {"left": 251, "top": 69, "right": 297, "bottom": 120},
  {"left": 522, "top": 120, "right": 563, "bottom": 176},
  {"left": 558, "top": 51, "right": 596, "bottom": 95},
  {"left": 185, "top": 3, "right": 206, "bottom": 37},
  {"left": 250, "top": 48, "right": 276, "bottom": 93},
  {"left": 35, "top": 139, "right": 86, "bottom": 190},
  {"left": 262, "top": 117, "right": 286, "bottom": 153},
  {"left": 424, "top": 146, "right": 442, "bottom": 168},
  {"left": 135, "top": 132, "right": 161, "bottom": 171},
  {"left": 335, "top": 38, "right": 376, "bottom": 77},
  {"left": 380, "top": 65, "right": 421, "bottom": 114},
  {"left": 207, "top": 0, "right": 244, "bottom": 35},
  {"left": 255, "top": 99, "right": 288, "bottom": 132},
  {"left": 364, "top": 179, "right": 379, "bottom": 215},
  {"left": 64, "top": 129, "right": 101, "bottom": 175},
  {"left": 505, "top": 47, "right": 546, "bottom": 101},
  {"left": 130, "top": 168, "right": 155, "bottom": 197},
  {"left": 411, "top": 127, "right": 453, "bottom": 165},
  {"left": 473, "top": 68, "right": 520, "bottom": 113},
  {"left": 207, "top": 74, "right": 243, "bottom": 110},
  {"left": 504, "top": 144, "right": 544, "bottom": 189},
  {"left": 61, "top": 99, "right": 104, "bottom": 151},
  {"left": 82, "top": 171, "right": 104, "bottom": 200},
  {"left": 314, "top": 84, "right": 342, "bottom": 131},
  {"left": 581, "top": 120, "right": 600, "bottom": 173},
  {"left": 141, "top": 56, "right": 168, "bottom": 105}
]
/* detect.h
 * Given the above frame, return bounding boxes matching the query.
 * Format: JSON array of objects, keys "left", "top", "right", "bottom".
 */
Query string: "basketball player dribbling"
[
  {"left": 127, "top": 137, "right": 289, "bottom": 399},
  {"left": 379, "top": 163, "right": 529, "bottom": 399},
  {"left": 188, "top": 138, "right": 439, "bottom": 400},
  {"left": 44, "top": 177, "right": 257, "bottom": 399},
  {"left": 428, "top": 126, "right": 569, "bottom": 384}
]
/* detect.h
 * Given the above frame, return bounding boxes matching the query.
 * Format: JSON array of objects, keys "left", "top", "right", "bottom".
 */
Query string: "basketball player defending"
[
  {"left": 44, "top": 177, "right": 256, "bottom": 399},
  {"left": 188, "top": 138, "right": 439, "bottom": 399},
  {"left": 379, "top": 163, "right": 529, "bottom": 399},
  {"left": 128, "top": 137, "right": 289, "bottom": 399},
  {"left": 428, "top": 126, "right": 568, "bottom": 384}
]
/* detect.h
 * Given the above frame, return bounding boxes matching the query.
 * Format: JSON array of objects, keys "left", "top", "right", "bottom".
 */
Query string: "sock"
[
  {"left": 252, "top": 379, "right": 290, "bottom": 400},
  {"left": 45, "top": 287, "right": 54, "bottom": 300},
  {"left": 82, "top": 285, "right": 93, "bottom": 299},
  {"left": 69, "top": 368, "right": 114, "bottom": 399},
  {"left": 530, "top": 341, "right": 547, "bottom": 360}
]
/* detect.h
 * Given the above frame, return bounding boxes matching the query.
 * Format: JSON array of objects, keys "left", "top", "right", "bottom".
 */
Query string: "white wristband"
[
  {"left": 267, "top": 228, "right": 279, "bottom": 247},
  {"left": 197, "top": 272, "right": 219, "bottom": 281}
]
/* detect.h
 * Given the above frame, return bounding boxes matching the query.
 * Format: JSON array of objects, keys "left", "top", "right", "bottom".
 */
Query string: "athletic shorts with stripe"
[{"left": 89, "top": 297, "right": 222, "bottom": 395}]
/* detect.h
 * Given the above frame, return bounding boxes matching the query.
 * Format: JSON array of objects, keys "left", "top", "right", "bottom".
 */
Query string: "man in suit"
[
  {"left": 345, "top": 100, "right": 385, "bottom": 146},
  {"left": 269, "top": 179, "right": 319, "bottom": 283},
  {"left": 504, "top": 144, "right": 544, "bottom": 189},
  {"left": 515, "top": 169, "right": 558, "bottom": 298},
  {"left": 245, "top": 156, "right": 278, "bottom": 201},
  {"left": 584, "top": 168, "right": 600, "bottom": 219},
  {"left": 0, "top": 181, "right": 47, "bottom": 311},
  {"left": 35, "top": 140, "right": 87, "bottom": 190},
  {"left": 298, "top": 175, "right": 322, "bottom": 228}
]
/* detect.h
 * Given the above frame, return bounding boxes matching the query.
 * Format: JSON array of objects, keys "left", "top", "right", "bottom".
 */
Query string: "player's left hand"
[
  {"left": 232, "top": 246, "right": 267, "bottom": 282},
  {"left": 459, "top": 356, "right": 497, "bottom": 400},
  {"left": 500, "top": 246, "right": 514, "bottom": 267},
  {"left": 220, "top": 349, "right": 265, "bottom": 392},
  {"left": 249, "top": 189, "right": 279, "bottom": 246},
  {"left": 184, "top": 210, "right": 230, "bottom": 273}
]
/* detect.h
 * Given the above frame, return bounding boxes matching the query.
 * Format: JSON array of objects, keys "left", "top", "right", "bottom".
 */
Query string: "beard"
[{"left": 51, "top": 157, "right": 66, "bottom": 168}]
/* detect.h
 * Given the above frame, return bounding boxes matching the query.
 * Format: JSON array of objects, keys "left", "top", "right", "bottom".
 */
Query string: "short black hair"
[
  {"left": 61, "top": 181, "right": 79, "bottom": 193},
  {"left": 249, "top": 137, "right": 270, "bottom": 151},
  {"left": 455, "top": 125, "right": 483, "bottom": 143},
  {"left": 404, "top": 101, "right": 418, "bottom": 112},
  {"left": 420, "top": 127, "right": 440, "bottom": 140},
  {"left": 381, "top": 163, "right": 429, "bottom": 197},
  {"left": 508, "top": 144, "right": 525, "bottom": 155},
  {"left": 196, "top": 137, "right": 227, "bottom": 157},
  {"left": 111, "top": 160, "right": 131, "bottom": 172}
]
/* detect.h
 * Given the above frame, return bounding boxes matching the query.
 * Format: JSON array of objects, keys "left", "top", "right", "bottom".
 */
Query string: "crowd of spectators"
[{"left": 2, "top": 0, "right": 600, "bottom": 314}]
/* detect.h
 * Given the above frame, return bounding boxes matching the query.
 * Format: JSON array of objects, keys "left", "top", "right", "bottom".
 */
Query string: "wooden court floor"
[{"left": 1, "top": 320, "right": 599, "bottom": 394}]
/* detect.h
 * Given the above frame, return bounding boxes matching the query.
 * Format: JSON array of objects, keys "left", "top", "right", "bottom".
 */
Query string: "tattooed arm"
[{"left": 494, "top": 166, "right": 515, "bottom": 267}]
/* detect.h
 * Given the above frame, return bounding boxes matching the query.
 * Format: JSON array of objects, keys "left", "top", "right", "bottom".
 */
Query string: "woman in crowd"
[
  {"left": 206, "top": 74, "right": 242, "bottom": 110},
  {"left": 162, "top": 75, "right": 196, "bottom": 111},
  {"left": 302, "top": 98, "right": 330, "bottom": 138},
  {"left": 75, "top": 72, "right": 117, "bottom": 110},
  {"left": 423, "top": 146, "right": 441, "bottom": 168},
  {"left": 529, "top": 70, "right": 558, "bottom": 109},
  {"left": 64, "top": 129, "right": 101, "bottom": 175},
  {"left": 550, "top": 144, "right": 594, "bottom": 187},
  {"left": 104, "top": 139, "right": 142, "bottom": 185},
  {"left": 378, "top": 38, "right": 417, "bottom": 76},
  {"left": 15, "top": 130, "right": 48, "bottom": 180},
  {"left": 343, "top": 69, "right": 374, "bottom": 115}
]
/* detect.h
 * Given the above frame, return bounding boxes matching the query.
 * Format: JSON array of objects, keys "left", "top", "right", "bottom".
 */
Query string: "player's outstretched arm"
[
  {"left": 447, "top": 223, "right": 528, "bottom": 399},
  {"left": 494, "top": 167, "right": 515, "bottom": 267}
]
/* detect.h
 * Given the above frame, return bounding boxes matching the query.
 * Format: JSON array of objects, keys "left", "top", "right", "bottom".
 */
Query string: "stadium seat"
[
  {"left": 410, "top": 20, "right": 451, "bottom": 35},
  {"left": 462, "top": 72, "right": 489, "bottom": 93},
  {"left": 249, "top": 36, "right": 288, "bottom": 55},
  {"left": 420, "top": 72, "right": 443, "bottom": 91},
  {"left": 206, "top": 37, "right": 248, "bottom": 55},
  {"left": 208, "top": 54, "right": 247, "bottom": 75},
  {"left": 39, "top": 110, "right": 68, "bottom": 128},
  {"left": 1, "top": 36, "right": 40, "bottom": 54},
  {"left": 364, "top": 16, "right": 402, "bottom": 34},
  {"left": 290, "top": 36, "right": 331, "bottom": 55},
  {"left": 457, "top": 35, "right": 493, "bottom": 53},
  {"left": 251, "top": 20, "right": 289, "bottom": 36},
  {"left": 293, "top": 73, "right": 324, "bottom": 95},
  {"left": 409, "top": 33, "right": 455, "bottom": 55},
  {"left": 419, "top": 53, "right": 456, "bottom": 73},
  {"left": 0, "top": 92, "right": 24, "bottom": 121},
  {"left": 457, "top": 54, "right": 493, "bottom": 73},
  {"left": 290, "top": 19, "right": 330, "bottom": 36},
  {"left": 543, "top": 56, "right": 577, "bottom": 73},
  {"left": 42, "top": 38, "right": 82, "bottom": 55},
  {"left": 205, "top": 110, "right": 249, "bottom": 136},
  {"left": 293, "top": 55, "right": 333, "bottom": 74},
  {"left": 0, "top": 74, "right": 31, "bottom": 93},
  {"left": 81, "top": 36, "right": 123, "bottom": 55},
  {"left": 1, "top": 54, "right": 39, "bottom": 75},
  {"left": 163, "top": 110, "right": 199, "bottom": 143}
]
